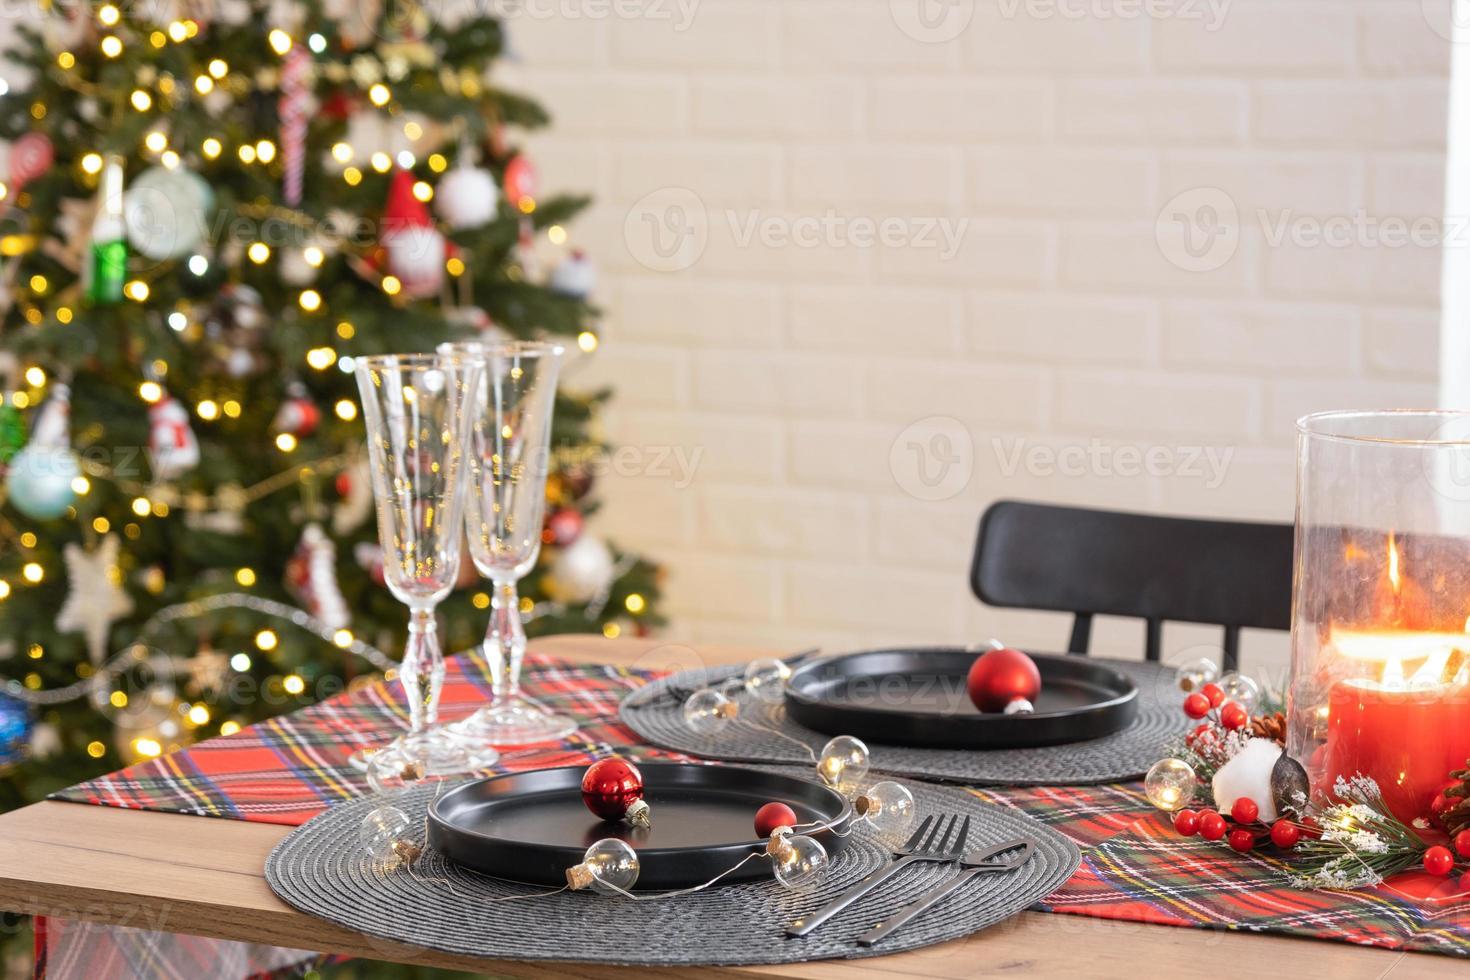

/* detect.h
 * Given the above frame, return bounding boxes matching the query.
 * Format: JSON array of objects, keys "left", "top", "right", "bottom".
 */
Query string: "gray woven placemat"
[
  {"left": 265, "top": 770, "right": 1080, "bottom": 967},
  {"left": 620, "top": 654, "right": 1187, "bottom": 785}
]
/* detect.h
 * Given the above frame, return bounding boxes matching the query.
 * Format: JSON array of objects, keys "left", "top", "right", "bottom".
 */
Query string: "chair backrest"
[{"left": 970, "top": 500, "right": 1293, "bottom": 670}]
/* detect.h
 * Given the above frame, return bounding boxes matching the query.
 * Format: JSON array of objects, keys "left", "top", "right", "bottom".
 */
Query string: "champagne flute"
[
  {"left": 441, "top": 340, "right": 578, "bottom": 745},
  {"left": 353, "top": 353, "right": 499, "bottom": 775}
]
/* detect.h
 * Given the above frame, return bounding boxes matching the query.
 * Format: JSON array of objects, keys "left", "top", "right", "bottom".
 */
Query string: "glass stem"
[
  {"left": 485, "top": 578, "right": 525, "bottom": 703},
  {"left": 402, "top": 606, "right": 444, "bottom": 736}
]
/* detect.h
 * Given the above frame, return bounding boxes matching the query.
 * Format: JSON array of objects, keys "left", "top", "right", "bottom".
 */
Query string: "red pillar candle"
[{"left": 1323, "top": 629, "right": 1470, "bottom": 824}]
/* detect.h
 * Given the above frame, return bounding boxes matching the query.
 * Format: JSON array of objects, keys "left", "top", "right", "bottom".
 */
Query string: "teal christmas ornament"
[
  {"left": 6, "top": 445, "right": 79, "bottom": 519},
  {"left": 0, "top": 693, "right": 33, "bottom": 771}
]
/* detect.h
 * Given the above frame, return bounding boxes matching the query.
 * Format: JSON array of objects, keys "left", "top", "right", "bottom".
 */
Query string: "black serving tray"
[
  {"left": 427, "top": 763, "right": 852, "bottom": 889},
  {"left": 785, "top": 648, "right": 1138, "bottom": 749}
]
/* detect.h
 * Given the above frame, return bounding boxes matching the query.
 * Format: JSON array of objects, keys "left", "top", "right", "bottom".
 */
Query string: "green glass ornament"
[{"left": 85, "top": 156, "right": 127, "bottom": 305}]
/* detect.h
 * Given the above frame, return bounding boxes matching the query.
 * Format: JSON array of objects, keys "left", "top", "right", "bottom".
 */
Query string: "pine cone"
[{"left": 1249, "top": 711, "right": 1286, "bottom": 745}]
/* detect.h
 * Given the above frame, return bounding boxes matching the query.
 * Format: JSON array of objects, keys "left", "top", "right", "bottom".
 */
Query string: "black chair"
[{"left": 970, "top": 500, "right": 1293, "bottom": 671}]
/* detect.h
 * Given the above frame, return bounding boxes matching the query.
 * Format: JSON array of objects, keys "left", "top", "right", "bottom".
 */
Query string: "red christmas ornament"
[
  {"left": 1200, "top": 683, "right": 1225, "bottom": 708},
  {"left": 1219, "top": 702, "right": 1248, "bottom": 731},
  {"left": 1198, "top": 810, "right": 1227, "bottom": 841},
  {"left": 1424, "top": 845, "right": 1455, "bottom": 876},
  {"left": 1270, "top": 820, "right": 1300, "bottom": 849},
  {"left": 503, "top": 154, "right": 537, "bottom": 208},
  {"left": 1227, "top": 828, "right": 1255, "bottom": 853},
  {"left": 1230, "top": 797, "right": 1259, "bottom": 825},
  {"left": 1455, "top": 830, "right": 1470, "bottom": 859},
  {"left": 546, "top": 508, "right": 584, "bottom": 547},
  {"left": 1173, "top": 809, "right": 1200, "bottom": 836},
  {"left": 581, "top": 759, "right": 651, "bottom": 828},
  {"left": 966, "top": 645, "right": 1041, "bottom": 713},
  {"left": 9, "top": 132, "right": 53, "bottom": 190},
  {"left": 754, "top": 802, "right": 798, "bottom": 839},
  {"left": 1182, "top": 693, "right": 1210, "bottom": 719}
]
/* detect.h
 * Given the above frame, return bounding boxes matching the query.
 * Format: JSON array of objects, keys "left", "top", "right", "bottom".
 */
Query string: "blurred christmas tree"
[{"left": 0, "top": 0, "right": 664, "bottom": 811}]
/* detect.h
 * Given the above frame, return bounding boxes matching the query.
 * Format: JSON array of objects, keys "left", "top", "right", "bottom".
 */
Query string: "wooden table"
[{"left": 0, "top": 636, "right": 1455, "bottom": 977}]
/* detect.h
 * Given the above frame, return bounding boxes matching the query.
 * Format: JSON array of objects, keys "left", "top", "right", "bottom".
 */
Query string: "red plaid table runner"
[
  {"left": 52, "top": 651, "right": 694, "bottom": 825},
  {"left": 49, "top": 651, "right": 1470, "bottom": 960}
]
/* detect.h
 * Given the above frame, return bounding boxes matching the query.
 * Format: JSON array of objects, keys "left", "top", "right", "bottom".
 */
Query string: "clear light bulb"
[
  {"left": 743, "top": 658, "right": 792, "bottom": 703},
  {"left": 853, "top": 780, "right": 915, "bottom": 835},
  {"left": 817, "top": 735, "right": 869, "bottom": 794},
  {"left": 1216, "top": 672, "right": 1261, "bottom": 713},
  {"left": 359, "top": 805, "right": 411, "bottom": 861},
  {"left": 567, "top": 837, "right": 640, "bottom": 894},
  {"left": 365, "top": 751, "right": 426, "bottom": 796},
  {"left": 768, "top": 831, "right": 828, "bottom": 888},
  {"left": 683, "top": 687, "right": 737, "bottom": 734},
  {"left": 1174, "top": 657, "right": 1220, "bottom": 693},
  {"left": 1144, "top": 758, "right": 1197, "bottom": 812}
]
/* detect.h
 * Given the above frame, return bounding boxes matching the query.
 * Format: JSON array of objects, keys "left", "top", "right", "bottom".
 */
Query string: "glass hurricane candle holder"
[{"left": 1288, "top": 411, "right": 1470, "bottom": 824}]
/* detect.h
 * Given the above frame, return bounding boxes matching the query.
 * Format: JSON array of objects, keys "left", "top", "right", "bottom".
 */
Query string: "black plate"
[
  {"left": 785, "top": 648, "right": 1138, "bottom": 749},
  {"left": 427, "top": 763, "right": 852, "bottom": 889}
]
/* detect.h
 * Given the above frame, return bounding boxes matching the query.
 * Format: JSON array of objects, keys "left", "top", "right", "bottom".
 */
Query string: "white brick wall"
[{"left": 506, "top": 0, "right": 1448, "bottom": 674}]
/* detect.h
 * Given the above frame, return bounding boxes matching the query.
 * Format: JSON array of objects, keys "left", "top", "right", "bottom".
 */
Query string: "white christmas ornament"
[
  {"left": 1212, "top": 737, "right": 1283, "bottom": 824},
  {"left": 147, "top": 392, "right": 200, "bottom": 480},
  {"left": 549, "top": 249, "right": 596, "bottom": 300},
  {"left": 124, "top": 166, "right": 213, "bottom": 260},
  {"left": 550, "top": 535, "right": 615, "bottom": 604},
  {"left": 7, "top": 383, "right": 80, "bottom": 520},
  {"left": 436, "top": 163, "right": 499, "bottom": 229},
  {"left": 384, "top": 225, "right": 446, "bottom": 297},
  {"left": 55, "top": 535, "right": 135, "bottom": 666},
  {"left": 278, "top": 247, "right": 318, "bottom": 286},
  {"left": 286, "top": 523, "right": 350, "bottom": 630}
]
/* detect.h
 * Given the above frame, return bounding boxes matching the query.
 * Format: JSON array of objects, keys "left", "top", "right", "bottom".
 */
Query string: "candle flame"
[{"left": 1387, "top": 532, "right": 1401, "bottom": 595}]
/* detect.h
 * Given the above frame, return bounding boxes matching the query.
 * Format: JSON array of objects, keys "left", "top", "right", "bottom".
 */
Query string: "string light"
[
  {"left": 125, "top": 280, "right": 150, "bottom": 301},
  {"left": 133, "top": 738, "right": 162, "bottom": 759},
  {"left": 92, "top": 517, "right": 110, "bottom": 534},
  {"left": 230, "top": 653, "right": 252, "bottom": 671},
  {"left": 305, "top": 347, "right": 336, "bottom": 370},
  {"left": 196, "top": 399, "right": 220, "bottom": 421},
  {"left": 446, "top": 256, "right": 465, "bottom": 276},
  {"left": 100, "top": 35, "right": 123, "bottom": 58},
  {"left": 276, "top": 433, "right": 298, "bottom": 452},
  {"left": 299, "top": 289, "right": 322, "bottom": 312},
  {"left": 27, "top": 644, "right": 42, "bottom": 659},
  {"left": 131, "top": 497, "right": 152, "bottom": 517},
  {"left": 202, "top": 137, "right": 222, "bottom": 159},
  {"left": 334, "top": 400, "right": 357, "bottom": 421},
  {"left": 23, "top": 365, "right": 45, "bottom": 387},
  {"left": 247, "top": 242, "right": 271, "bottom": 264},
  {"left": 343, "top": 167, "right": 362, "bottom": 186},
  {"left": 139, "top": 381, "right": 163, "bottom": 402},
  {"left": 110, "top": 691, "right": 128, "bottom": 708},
  {"left": 57, "top": 51, "right": 75, "bottom": 69},
  {"left": 56, "top": 307, "right": 73, "bottom": 324},
  {"left": 368, "top": 83, "right": 390, "bottom": 106},
  {"left": 188, "top": 254, "right": 209, "bottom": 276},
  {"left": 187, "top": 704, "right": 210, "bottom": 725},
  {"left": 625, "top": 594, "right": 646, "bottom": 614},
  {"left": 87, "top": 741, "right": 105, "bottom": 758},
  {"left": 335, "top": 320, "right": 355, "bottom": 339},
  {"left": 283, "top": 674, "right": 305, "bottom": 695},
  {"left": 381, "top": 276, "right": 401, "bottom": 296},
  {"left": 238, "top": 144, "right": 257, "bottom": 164},
  {"left": 22, "top": 563, "right": 43, "bottom": 583},
  {"left": 97, "top": 3, "right": 119, "bottom": 24},
  {"left": 161, "top": 150, "right": 180, "bottom": 169},
  {"left": 131, "top": 89, "right": 151, "bottom": 111},
  {"left": 577, "top": 331, "right": 599, "bottom": 353},
  {"left": 19, "top": 532, "right": 36, "bottom": 548},
  {"left": 0, "top": 581, "right": 11, "bottom": 600},
  {"left": 256, "top": 140, "right": 276, "bottom": 163},
  {"left": 81, "top": 153, "right": 103, "bottom": 174},
  {"left": 308, "top": 33, "right": 327, "bottom": 53},
  {"left": 268, "top": 29, "right": 292, "bottom": 55},
  {"left": 472, "top": 592, "right": 490, "bottom": 610},
  {"left": 28, "top": 274, "right": 46, "bottom": 293},
  {"left": 333, "top": 629, "right": 354, "bottom": 648},
  {"left": 603, "top": 623, "right": 622, "bottom": 638},
  {"left": 428, "top": 153, "right": 447, "bottom": 173},
  {"left": 144, "top": 131, "right": 168, "bottom": 153},
  {"left": 370, "top": 152, "right": 391, "bottom": 173},
  {"left": 331, "top": 142, "right": 353, "bottom": 163},
  {"left": 404, "top": 121, "right": 423, "bottom": 140},
  {"left": 548, "top": 225, "right": 567, "bottom": 245},
  {"left": 412, "top": 180, "right": 432, "bottom": 202},
  {"left": 150, "top": 30, "right": 166, "bottom": 48},
  {"left": 219, "top": 721, "right": 241, "bottom": 736},
  {"left": 194, "top": 75, "right": 213, "bottom": 95},
  {"left": 167, "top": 20, "right": 188, "bottom": 42},
  {"left": 223, "top": 399, "right": 242, "bottom": 418},
  {"left": 208, "top": 58, "right": 228, "bottom": 78},
  {"left": 396, "top": 151, "right": 416, "bottom": 169},
  {"left": 304, "top": 246, "right": 324, "bottom": 267},
  {"left": 236, "top": 567, "right": 256, "bottom": 587},
  {"left": 255, "top": 629, "right": 279, "bottom": 651}
]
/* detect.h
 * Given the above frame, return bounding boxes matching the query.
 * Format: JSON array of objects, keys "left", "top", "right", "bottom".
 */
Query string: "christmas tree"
[{"left": 0, "top": 0, "right": 663, "bottom": 812}]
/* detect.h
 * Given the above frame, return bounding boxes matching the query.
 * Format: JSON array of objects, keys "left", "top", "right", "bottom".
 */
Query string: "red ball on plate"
[
  {"left": 1424, "top": 845, "right": 1455, "bottom": 876},
  {"left": 581, "top": 758, "right": 645, "bottom": 822},
  {"left": 755, "top": 801, "right": 798, "bottom": 838},
  {"left": 967, "top": 645, "right": 1041, "bottom": 713}
]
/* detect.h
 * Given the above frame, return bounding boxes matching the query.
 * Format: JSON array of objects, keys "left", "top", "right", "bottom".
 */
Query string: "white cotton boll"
[{"left": 1212, "top": 738, "right": 1283, "bottom": 823}]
